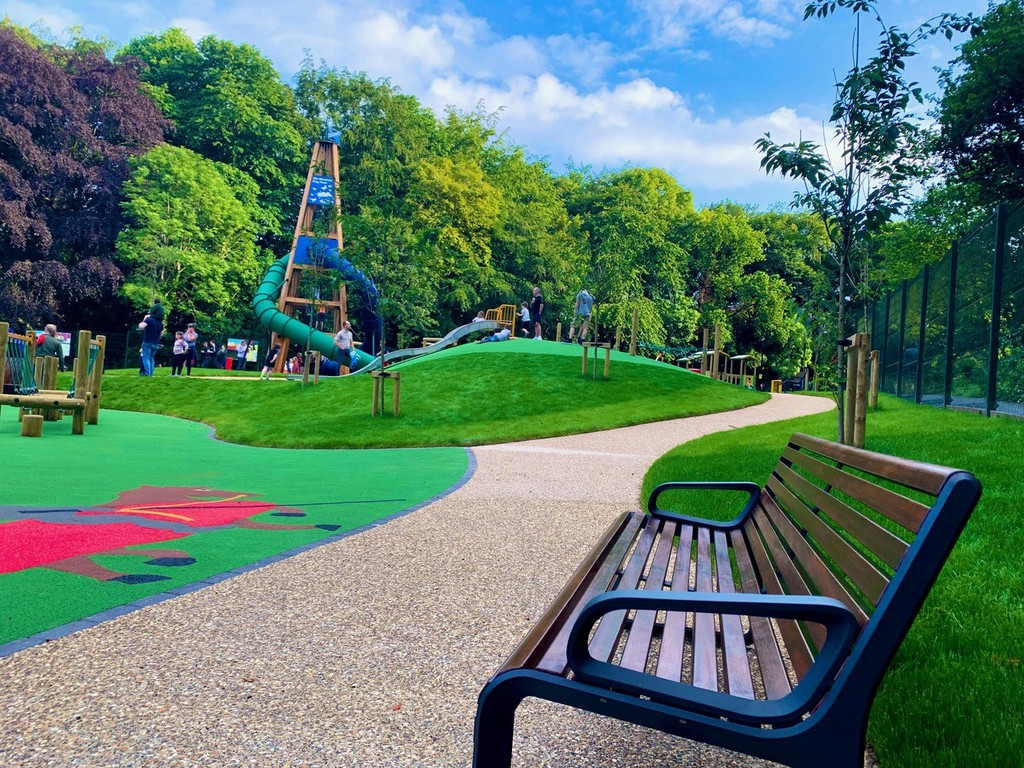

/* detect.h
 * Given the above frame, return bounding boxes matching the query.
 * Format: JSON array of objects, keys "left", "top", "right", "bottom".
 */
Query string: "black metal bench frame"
[{"left": 473, "top": 433, "right": 982, "bottom": 768}]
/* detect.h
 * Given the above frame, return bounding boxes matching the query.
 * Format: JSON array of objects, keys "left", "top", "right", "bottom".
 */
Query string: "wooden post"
[
  {"left": 581, "top": 344, "right": 589, "bottom": 376},
  {"left": 844, "top": 338, "right": 859, "bottom": 446},
  {"left": 854, "top": 333, "right": 869, "bottom": 448},
  {"left": 700, "top": 327, "right": 708, "bottom": 375},
  {"left": 869, "top": 350, "right": 880, "bottom": 408},
  {"left": 43, "top": 357, "right": 60, "bottom": 421},
  {"left": 603, "top": 345, "right": 611, "bottom": 379},
  {"left": 712, "top": 324, "right": 722, "bottom": 381},
  {"left": 555, "top": 321, "right": 562, "bottom": 343},
  {"left": 614, "top": 326, "right": 621, "bottom": 351},
  {"left": 629, "top": 307, "right": 639, "bottom": 356},
  {"left": 371, "top": 371, "right": 400, "bottom": 416},
  {"left": 313, "top": 351, "right": 321, "bottom": 385},
  {"left": 87, "top": 335, "right": 106, "bottom": 425},
  {"left": 20, "top": 414, "right": 43, "bottom": 437}
]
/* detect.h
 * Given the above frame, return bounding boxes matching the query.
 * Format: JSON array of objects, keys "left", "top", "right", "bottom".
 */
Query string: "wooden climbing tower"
[{"left": 272, "top": 139, "right": 347, "bottom": 369}]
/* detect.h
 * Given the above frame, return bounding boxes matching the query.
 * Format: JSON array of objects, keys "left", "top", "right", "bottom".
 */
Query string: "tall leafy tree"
[
  {"left": 936, "top": 0, "right": 1024, "bottom": 204},
  {"left": 0, "top": 26, "right": 167, "bottom": 327},
  {"left": 116, "top": 144, "right": 261, "bottom": 336},
  {"left": 120, "top": 30, "right": 310, "bottom": 235},
  {"left": 568, "top": 167, "right": 697, "bottom": 345},
  {"left": 756, "top": 0, "right": 974, "bottom": 439}
]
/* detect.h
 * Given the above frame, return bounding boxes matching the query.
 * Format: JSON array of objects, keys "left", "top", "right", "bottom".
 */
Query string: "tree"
[
  {"left": 116, "top": 144, "right": 261, "bottom": 336},
  {"left": 568, "top": 167, "right": 697, "bottom": 346},
  {"left": 0, "top": 26, "right": 167, "bottom": 325},
  {"left": 120, "top": 30, "right": 310, "bottom": 235},
  {"left": 936, "top": 0, "right": 1024, "bottom": 204},
  {"left": 755, "top": 0, "right": 974, "bottom": 440}
]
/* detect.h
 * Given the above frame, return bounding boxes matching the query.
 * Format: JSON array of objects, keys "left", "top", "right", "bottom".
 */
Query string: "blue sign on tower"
[{"left": 307, "top": 175, "right": 335, "bottom": 206}]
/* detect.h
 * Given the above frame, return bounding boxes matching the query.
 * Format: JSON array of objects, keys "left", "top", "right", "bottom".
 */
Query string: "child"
[
  {"left": 260, "top": 344, "right": 282, "bottom": 380},
  {"left": 170, "top": 331, "right": 187, "bottom": 377},
  {"left": 519, "top": 302, "right": 531, "bottom": 336}
]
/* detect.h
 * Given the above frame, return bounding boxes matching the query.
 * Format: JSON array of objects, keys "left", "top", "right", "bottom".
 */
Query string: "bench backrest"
[{"left": 753, "top": 433, "right": 981, "bottom": 696}]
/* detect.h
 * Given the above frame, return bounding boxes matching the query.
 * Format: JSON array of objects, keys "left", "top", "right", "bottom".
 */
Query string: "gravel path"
[{"left": 0, "top": 394, "right": 833, "bottom": 768}]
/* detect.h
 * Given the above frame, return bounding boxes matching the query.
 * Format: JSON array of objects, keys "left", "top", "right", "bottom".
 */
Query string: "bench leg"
[{"left": 473, "top": 682, "right": 524, "bottom": 768}]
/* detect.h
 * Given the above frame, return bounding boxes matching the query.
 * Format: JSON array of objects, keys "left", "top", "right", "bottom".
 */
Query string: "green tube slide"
[{"left": 252, "top": 255, "right": 376, "bottom": 370}]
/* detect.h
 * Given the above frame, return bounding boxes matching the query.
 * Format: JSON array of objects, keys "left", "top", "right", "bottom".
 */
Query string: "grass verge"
[
  {"left": 92, "top": 343, "right": 768, "bottom": 448},
  {"left": 642, "top": 395, "right": 1024, "bottom": 768}
]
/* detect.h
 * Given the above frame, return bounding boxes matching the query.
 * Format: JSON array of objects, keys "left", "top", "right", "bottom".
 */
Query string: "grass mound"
[
  {"left": 642, "top": 396, "right": 1024, "bottom": 768},
  {"left": 95, "top": 343, "right": 768, "bottom": 448}
]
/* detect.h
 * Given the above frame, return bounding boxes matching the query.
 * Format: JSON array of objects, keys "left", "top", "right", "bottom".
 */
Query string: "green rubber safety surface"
[{"left": 0, "top": 407, "right": 468, "bottom": 647}]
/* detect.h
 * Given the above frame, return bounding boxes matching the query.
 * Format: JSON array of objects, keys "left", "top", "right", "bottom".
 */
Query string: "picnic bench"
[{"left": 474, "top": 433, "right": 982, "bottom": 768}]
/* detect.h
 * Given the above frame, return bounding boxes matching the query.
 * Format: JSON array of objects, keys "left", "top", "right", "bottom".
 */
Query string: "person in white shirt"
[{"left": 334, "top": 320, "right": 354, "bottom": 375}]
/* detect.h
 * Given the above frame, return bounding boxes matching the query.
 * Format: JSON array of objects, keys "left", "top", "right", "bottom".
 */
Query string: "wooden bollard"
[
  {"left": 629, "top": 307, "right": 639, "bottom": 356},
  {"left": 21, "top": 413, "right": 44, "bottom": 437},
  {"left": 854, "top": 334, "right": 869, "bottom": 448},
  {"left": 555, "top": 321, "right": 562, "bottom": 343}
]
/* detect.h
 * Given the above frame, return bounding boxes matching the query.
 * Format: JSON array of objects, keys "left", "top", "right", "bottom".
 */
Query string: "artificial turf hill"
[{"left": 95, "top": 341, "right": 770, "bottom": 449}]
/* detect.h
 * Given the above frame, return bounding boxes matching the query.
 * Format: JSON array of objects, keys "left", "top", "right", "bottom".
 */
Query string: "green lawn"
[
  {"left": 643, "top": 395, "right": 1024, "bottom": 768},
  {"left": 92, "top": 341, "right": 768, "bottom": 448}
]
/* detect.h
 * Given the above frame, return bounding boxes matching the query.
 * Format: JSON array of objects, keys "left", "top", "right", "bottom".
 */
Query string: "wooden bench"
[{"left": 474, "top": 433, "right": 982, "bottom": 768}]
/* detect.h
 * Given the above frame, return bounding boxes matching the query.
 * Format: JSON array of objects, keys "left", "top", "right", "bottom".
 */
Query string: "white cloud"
[
  {"left": 628, "top": 0, "right": 798, "bottom": 49},
  {"left": 426, "top": 71, "right": 822, "bottom": 201},
  {"left": 2, "top": 0, "right": 82, "bottom": 37},
  {"left": 169, "top": 16, "right": 215, "bottom": 40}
]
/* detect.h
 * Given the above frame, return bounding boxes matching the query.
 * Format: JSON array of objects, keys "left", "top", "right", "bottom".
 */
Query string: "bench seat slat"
[
  {"left": 692, "top": 526, "right": 717, "bottom": 691},
  {"left": 504, "top": 511, "right": 643, "bottom": 675},
  {"left": 783, "top": 447, "right": 930, "bottom": 533},
  {"left": 730, "top": 528, "right": 792, "bottom": 699},
  {"left": 790, "top": 433, "right": 954, "bottom": 495},
  {"left": 586, "top": 515, "right": 661, "bottom": 665},
  {"left": 768, "top": 472, "right": 890, "bottom": 606},
  {"left": 655, "top": 524, "right": 693, "bottom": 681},
  {"left": 620, "top": 519, "right": 678, "bottom": 673},
  {"left": 774, "top": 462, "right": 909, "bottom": 571},
  {"left": 714, "top": 530, "right": 755, "bottom": 699},
  {"left": 747, "top": 508, "right": 815, "bottom": 678}
]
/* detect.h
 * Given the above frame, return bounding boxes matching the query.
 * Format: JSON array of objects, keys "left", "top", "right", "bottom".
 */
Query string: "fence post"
[
  {"left": 844, "top": 337, "right": 859, "bottom": 445},
  {"left": 944, "top": 242, "right": 958, "bottom": 407},
  {"left": 987, "top": 204, "right": 1007, "bottom": 416},
  {"left": 895, "top": 281, "right": 908, "bottom": 398},
  {"left": 916, "top": 265, "right": 929, "bottom": 404},
  {"left": 880, "top": 291, "right": 891, "bottom": 392},
  {"left": 869, "top": 350, "right": 880, "bottom": 408}
]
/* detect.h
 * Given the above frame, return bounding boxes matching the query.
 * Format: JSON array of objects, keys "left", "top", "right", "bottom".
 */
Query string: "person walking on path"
[
  {"left": 138, "top": 308, "right": 162, "bottom": 377},
  {"left": 235, "top": 339, "right": 248, "bottom": 371},
  {"left": 36, "top": 324, "right": 65, "bottom": 370},
  {"left": 170, "top": 331, "right": 187, "bottom": 377},
  {"left": 334, "top": 320, "right": 354, "bottom": 375},
  {"left": 565, "top": 287, "right": 594, "bottom": 344},
  {"left": 530, "top": 286, "right": 544, "bottom": 340},
  {"left": 183, "top": 323, "right": 199, "bottom": 376}
]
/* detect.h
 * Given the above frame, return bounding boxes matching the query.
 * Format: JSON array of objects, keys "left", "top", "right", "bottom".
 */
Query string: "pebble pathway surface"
[{"left": 0, "top": 394, "right": 842, "bottom": 768}]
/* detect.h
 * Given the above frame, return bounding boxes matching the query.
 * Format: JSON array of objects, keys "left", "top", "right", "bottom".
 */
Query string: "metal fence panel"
[
  {"left": 900, "top": 274, "right": 923, "bottom": 400},
  {"left": 950, "top": 216, "right": 997, "bottom": 408},
  {"left": 882, "top": 289, "right": 900, "bottom": 394},
  {"left": 996, "top": 203, "right": 1024, "bottom": 413},
  {"left": 921, "top": 254, "right": 950, "bottom": 406}
]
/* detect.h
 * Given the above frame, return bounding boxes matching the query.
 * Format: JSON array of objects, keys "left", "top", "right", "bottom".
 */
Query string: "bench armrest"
[
  {"left": 647, "top": 481, "right": 761, "bottom": 529},
  {"left": 567, "top": 590, "right": 859, "bottom": 726}
]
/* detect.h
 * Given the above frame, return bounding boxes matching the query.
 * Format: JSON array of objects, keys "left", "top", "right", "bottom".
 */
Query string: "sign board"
[{"left": 307, "top": 175, "right": 335, "bottom": 206}]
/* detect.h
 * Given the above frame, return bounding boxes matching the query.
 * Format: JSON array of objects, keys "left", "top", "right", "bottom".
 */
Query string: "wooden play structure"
[
  {"left": 722, "top": 354, "right": 758, "bottom": 388},
  {"left": 0, "top": 322, "right": 106, "bottom": 436},
  {"left": 271, "top": 139, "right": 348, "bottom": 370}
]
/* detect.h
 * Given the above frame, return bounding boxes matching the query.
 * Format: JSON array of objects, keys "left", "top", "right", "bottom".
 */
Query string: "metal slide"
[{"left": 253, "top": 255, "right": 501, "bottom": 374}]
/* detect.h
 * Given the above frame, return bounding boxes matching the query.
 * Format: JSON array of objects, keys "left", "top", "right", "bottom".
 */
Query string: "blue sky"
[{"left": 4, "top": 0, "right": 987, "bottom": 208}]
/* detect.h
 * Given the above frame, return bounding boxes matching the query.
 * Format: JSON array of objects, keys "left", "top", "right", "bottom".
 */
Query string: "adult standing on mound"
[
  {"left": 334, "top": 320, "right": 354, "bottom": 375},
  {"left": 530, "top": 286, "right": 545, "bottom": 340},
  {"left": 183, "top": 323, "right": 199, "bottom": 376},
  {"left": 566, "top": 287, "right": 593, "bottom": 344}
]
